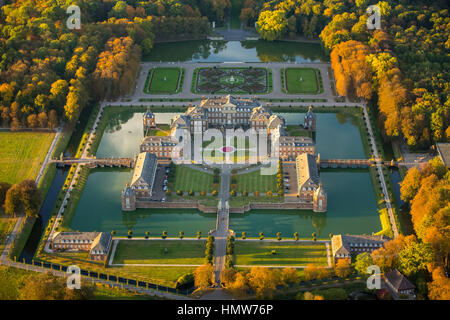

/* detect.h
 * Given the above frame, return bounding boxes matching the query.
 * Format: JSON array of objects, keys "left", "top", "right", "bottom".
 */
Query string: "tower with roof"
[
  {"left": 304, "top": 106, "right": 316, "bottom": 131},
  {"left": 143, "top": 107, "right": 156, "bottom": 132}
]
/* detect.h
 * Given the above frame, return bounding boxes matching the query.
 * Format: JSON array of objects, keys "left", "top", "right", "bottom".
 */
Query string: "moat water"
[
  {"left": 69, "top": 110, "right": 380, "bottom": 238},
  {"left": 144, "top": 40, "right": 329, "bottom": 63}
]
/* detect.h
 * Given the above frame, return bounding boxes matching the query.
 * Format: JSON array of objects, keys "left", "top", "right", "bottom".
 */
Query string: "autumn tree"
[
  {"left": 428, "top": 267, "right": 450, "bottom": 300},
  {"left": 304, "top": 264, "right": 319, "bottom": 281},
  {"left": 280, "top": 268, "right": 299, "bottom": 285},
  {"left": 0, "top": 182, "right": 11, "bottom": 206},
  {"left": 220, "top": 268, "right": 236, "bottom": 288},
  {"left": 194, "top": 264, "right": 214, "bottom": 291},
  {"left": 334, "top": 259, "right": 351, "bottom": 278},
  {"left": 246, "top": 267, "right": 280, "bottom": 298}
]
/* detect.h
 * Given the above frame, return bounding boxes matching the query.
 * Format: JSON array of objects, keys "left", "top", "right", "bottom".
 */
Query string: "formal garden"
[
  {"left": 144, "top": 67, "right": 184, "bottom": 94},
  {"left": 281, "top": 68, "right": 323, "bottom": 94},
  {"left": 193, "top": 67, "right": 270, "bottom": 94}
]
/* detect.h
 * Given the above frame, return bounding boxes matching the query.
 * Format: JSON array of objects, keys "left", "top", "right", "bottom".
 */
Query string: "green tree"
[
  {"left": 354, "top": 252, "right": 374, "bottom": 275},
  {"left": 256, "top": 10, "right": 288, "bottom": 41},
  {"left": 398, "top": 242, "right": 434, "bottom": 276}
]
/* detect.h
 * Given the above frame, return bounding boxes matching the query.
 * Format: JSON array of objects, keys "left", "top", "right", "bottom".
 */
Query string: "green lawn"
[
  {"left": 234, "top": 241, "right": 328, "bottom": 266},
  {"left": 235, "top": 170, "right": 277, "bottom": 193},
  {"left": 172, "top": 165, "right": 214, "bottom": 192},
  {"left": 112, "top": 240, "right": 206, "bottom": 265},
  {"left": 146, "top": 68, "right": 181, "bottom": 94},
  {"left": 285, "top": 125, "right": 312, "bottom": 137},
  {"left": 284, "top": 68, "right": 319, "bottom": 94},
  {"left": 147, "top": 124, "right": 170, "bottom": 137},
  {"left": 0, "top": 132, "right": 55, "bottom": 184}
]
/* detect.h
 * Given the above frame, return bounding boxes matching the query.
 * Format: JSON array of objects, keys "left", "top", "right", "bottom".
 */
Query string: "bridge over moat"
[
  {"left": 284, "top": 158, "right": 411, "bottom": 169},
  {"left": 50, "top": 157, "right": 134, "bottom": 168}
]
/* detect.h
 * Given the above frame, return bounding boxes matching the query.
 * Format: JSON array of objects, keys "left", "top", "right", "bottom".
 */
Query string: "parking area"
[
  {"left": 150, "top": 165, "right": 169, "bottom": 201},
  {"left": 283, "top": 163, "right": 298, "bottom": 200}
]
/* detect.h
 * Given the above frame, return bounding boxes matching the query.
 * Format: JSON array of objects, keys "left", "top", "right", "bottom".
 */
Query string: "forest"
[
  {"left": 0, "top": 0, "right": 215, "bottom": 129},
  {"left": 245, "top": 0, "right": 449, "bottom": 150}
]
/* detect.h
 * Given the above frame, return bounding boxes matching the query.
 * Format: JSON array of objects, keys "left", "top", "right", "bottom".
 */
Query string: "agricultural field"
[
  {"left": 234, "top": 241, "right": 328, "bottom": 266},
  {"left": 284, "top": 68, "right": 321, "bottom": 94},
  {"left": 194, "top": 67, "right": 268, "bottom": 94},
  {"left": 0, "top": 132, "right": 55, "bottom": 184},
  {"left": 112, "top": 240, "right": 205, "bottom": 265},
  {"left": 145, "top": 67, "right": 183, "bottom": 94}
]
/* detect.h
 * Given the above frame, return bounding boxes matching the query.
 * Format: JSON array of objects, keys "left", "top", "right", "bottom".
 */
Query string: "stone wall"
[
  {"left": 135, "top": 200, "right": 315, "bottom": 213},
  {"left": 135, "top": 201, "right": 217, "bottom": 213},
  {"left": 229, "top": 202, "right": 314, "bottom": 213}
]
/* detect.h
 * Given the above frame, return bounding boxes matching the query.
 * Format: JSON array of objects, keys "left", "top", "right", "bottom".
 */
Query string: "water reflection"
[{"left": 145, "top": 40, "right": 328, "bottom": 63}]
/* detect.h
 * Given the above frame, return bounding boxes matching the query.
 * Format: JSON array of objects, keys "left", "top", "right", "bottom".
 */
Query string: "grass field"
[
  {"left": 172, "top": 165, "right": 214, "bottom": 192},
  {"left": 0, "top": 132, "right": 55, "bottom": 184},
  {"left": 235, "top": 170, "right": 277, "bottom": 193},
  {"left": 285, "top": 125, "right": 312, "bottom": 137},
  {"left": 284, "top": 68, "right": 319, "bottom": 94},
  {"left": 112, "top": 240, "right": 206, "bottom": 265},
  {"left": 0, "top": 265, "right": 157, "bottom": 300},
  {"left": 234, "top": 241, "right": 328, "bottom": 266},
  {"left": 146, "top": 68, "right": 181, "bottom": 94}
]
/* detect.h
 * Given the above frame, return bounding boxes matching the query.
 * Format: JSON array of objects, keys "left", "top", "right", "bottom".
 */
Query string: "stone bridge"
[{"left": 50, "top": 157, "right": 134, "bottom": 168}]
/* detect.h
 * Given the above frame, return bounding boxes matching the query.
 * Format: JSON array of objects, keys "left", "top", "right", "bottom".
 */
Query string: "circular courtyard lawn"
[
  {"left": 284, "top": 68, "right": 320, "bottom": 94},
  {"left": 145, "top": 67, "right": 183, "bottom": 94}
]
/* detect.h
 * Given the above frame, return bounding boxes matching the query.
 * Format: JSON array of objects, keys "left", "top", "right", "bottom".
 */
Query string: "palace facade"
[
  {"left": 122, "top": 96, "right": 326, "bottom": 212},
  {"left": 139, "top": 96, "right": 316, "bottom": 161}
]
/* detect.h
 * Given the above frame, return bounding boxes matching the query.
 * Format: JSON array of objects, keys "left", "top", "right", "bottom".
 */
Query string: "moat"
[{"left": 69, "top": 110, "right": 380, "bottom": 238}]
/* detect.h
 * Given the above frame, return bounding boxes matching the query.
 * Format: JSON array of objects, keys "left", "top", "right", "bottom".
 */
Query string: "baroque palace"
[{"left": 122, "top": 96, "right": 327, "bottom": 212}]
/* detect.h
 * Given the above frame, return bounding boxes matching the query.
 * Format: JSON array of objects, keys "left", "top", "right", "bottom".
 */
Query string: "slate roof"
[
  {"left": 305, "top": 106, "right": 316, "bottom": 120},
  {"left": 90, "top": 233, "right": 112, "bottom": 255},
  {"left": 296, "top": 153, "right": 320, "bottom": 191},
  {"left": 144, "top": 107, "right": 154, "bottom": 118},
  {"left": 131, "top": 152, "right": 157, "bottom": 188},
  {"left": 52, "top": 232, "right": 99, "bottom": 244},
  {"left": 331, "top": 234, "right": 390, "bottom": 258},
  {"left": 436, "top": 143, "right": 450, "bottom": 167},
  {"left": 385, "top": 269, "right": 415, "bottom": 292}
]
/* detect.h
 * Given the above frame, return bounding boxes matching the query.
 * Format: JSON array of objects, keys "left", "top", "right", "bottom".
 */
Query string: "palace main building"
[
  {"left": 140, "top": 95, "right": 316, "bottom": 161},
  {"left": 123, "top": 96, "right": 326, "bottom": 212}
]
